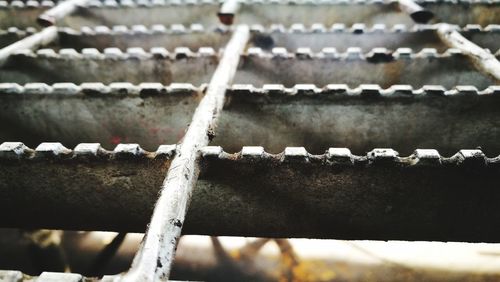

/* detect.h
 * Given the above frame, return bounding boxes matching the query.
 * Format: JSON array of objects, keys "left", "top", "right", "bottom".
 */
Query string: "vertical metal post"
[{"left": 119, "top": 25, "right": 249, "bottom": 282}]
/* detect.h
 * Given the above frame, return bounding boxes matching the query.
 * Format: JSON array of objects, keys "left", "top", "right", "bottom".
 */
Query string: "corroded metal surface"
[
  {"left": 0, "top": 0, "right": 498, "bottom": 279},
  {"left": 234, "top": 48, "right": 498, "bottom": 88},
  {"left": 59, "top": 0, "right": 500, "bottom": 27},
  {"left": 0, "top": 83, "right": 202, "bottom": 150},
  {"left": 0, "top": 0, "right": 54, "bottom": 29},
  {"left": 0, "top": 47, "right": 217, "bottom": 84},
  {"left": 249, "top": 24, "right": 500, "bottom": 53},
  {"left": 1, "top": 142, "right": 500, "bottom": 243},
  {"left": 1, "top": 83, "right": 499, "bottom": 155},
  {"left": 216, "top": 84, "right": 500, "bottom": 155},
  {"left": 56, "top": 24, "right": 231, "bottom": 51}
]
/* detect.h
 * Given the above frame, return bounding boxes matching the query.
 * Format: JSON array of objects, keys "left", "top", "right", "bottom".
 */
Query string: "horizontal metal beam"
[
  {"left": 0, "top": 83, "right": 202, "bottom": 150},
  {"left": 234, "top": 48, "right": 498, "bottom": 89},
  {"left": 0, "top": 83, "right": 499, "bottom": 155},
  {"left": 1, "top": 47, "right": 217, "bottom": 85},
  {"left": 1, "top": 142, "right": 500, "bottom": 242},
  {"left": 63, "top": 0, "right": 500, "bottom": 27},
  {"left": 57, "top": 24, "right": 231, "bottom": 51},
  {"left": 249, "top": 24, "right": 500, "bottom": 54}
]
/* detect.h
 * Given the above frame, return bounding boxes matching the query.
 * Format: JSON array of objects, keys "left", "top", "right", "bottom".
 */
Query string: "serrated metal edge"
[
  {"left": 200, "top": 146, "right": 499, "bottom": 167},
  {"left": 59, "top": 23, "right": 229, "bottom": 36},
  {"left": 244, "top": 47, "right": 469, "bottom": 59},
  {"left": 0, "top": 0, "right": 55, "bottom": 9},
  {"left": 12, "top": 46, "right": 218, "bottom": 60},
  {"left": 2, "top": 142, "right": 497, "bottom": 167},
  {"left": 0, "top": 82, "right": 200, "bottom": 96},
  {"left": 251, "top": 23, "right": 500, "bottom": 34},
  {"left": 228, "top": 84, "right": 499, "bottom": 97},
  {"left": 0, "top": 142, "right": 177, "bottom": 160}
]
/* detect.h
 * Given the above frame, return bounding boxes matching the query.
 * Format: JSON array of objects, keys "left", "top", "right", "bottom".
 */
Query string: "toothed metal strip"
[
  {"left": 67, "top": 0, "right": 498, "bottom": 27},
  {"left": 1, "top": 141, "right": 498, "bottom": 165},
  {"left": 60, "top": 24, "right": 227, "bottom": 35},
  {"left": 235, "top": 50, "right": 497, "bottom": 89},
  {"left": 0, "top": 142, "right": 176, "bottom": 160},
  {"left": 0, "top": 0, "right": 56, "bottom": 9},
  {"left": 0, "top": 82, "right": 500, "bottom": 99},
  {"left": 0, "top": 83, "right": 202, "bottom": 149},
  {"left": 243, "top": 47, "right": 473, "bottom": 58},
  {"left": 248, "top": 24, "right": 499, "bottom": 52},
  {"left": 56, "top": 26, "right": 231, "bottom": 51},
  {"left": 1, "top": 142, "right": 500, "bottom": 242},
  {"left": 249, "top": 23, "right": 500, "bottom": 33},
  {"left": 228, "top": 84, "right": 500, "bottom": 96},
  {"left": 0, "top": 82, "right": 200, "bottom": 95},
  {"left": 0, "top": 271, "right": 192, "bottom": 282},
  {"left": 1, "top": 48, "right": 217, "bottom": 85},
  {"left": 10, "top": 46, "right": 218, "bottom": 59},
  {"left": 1, "top": 83, "right": 498, "bottom": 155}
]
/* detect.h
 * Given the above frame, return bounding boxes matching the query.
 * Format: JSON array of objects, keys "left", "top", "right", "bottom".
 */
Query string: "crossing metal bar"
[
  {"left": 0, "top": 26, "right": 57, "bottom": 66},
  {"left": 119, "top": 25, "right": 249, "bottom": 281},
  {"left": 398, "top": 0, "right": 434, "bottom": 23},
  {"left": 437, "top": 23, "right": 500, "bottom": 81},
  {"left": 218, "top": 0, "right": 240, "bottom": 25},
  {"left": 37, "top": 0, "right": 91, "bottom": 27}
]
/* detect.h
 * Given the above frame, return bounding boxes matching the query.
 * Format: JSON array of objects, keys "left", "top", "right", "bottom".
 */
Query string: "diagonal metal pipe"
[
  {"left": 437, "top": 23, "right": 500, "bottom": 81},
  {"left": 118, "top": 25, "right": 249, "bottom": 281}
]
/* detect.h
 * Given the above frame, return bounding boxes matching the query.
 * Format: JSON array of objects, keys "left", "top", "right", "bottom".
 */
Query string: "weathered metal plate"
[
  {"left": 234, "top": 48, "right": 498, "bottom": 88},
  {"left": 0, "top": 143, "right": 499, "bottom": 242},
  {"left": 249, "top": 24, "right": 500, "bottom": 53},
  {"left": 0, "top": 48, "right": 217, "bottom": 84},
  {"left": 215, "top": 85, "right": 500, "bottom": 156},
  {"left": 62, "top": 0, "right": 500, "bottom": 27},
  {"left": 0, "top": 1, "right": 53, "bottom": 29},
  {"left": 0, "top": 83, "right": 202, "bottom": 149},
  {"left": 55, "top": 24, "right": 231, "bottom": 51},
  {"left": 0, "top": 84, "right": 499, "bottom": 155}
]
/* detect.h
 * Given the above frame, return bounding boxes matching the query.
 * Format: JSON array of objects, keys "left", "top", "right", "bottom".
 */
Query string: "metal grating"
[{"left": 0, "top": 0, "right": 498, "bottom": 280}]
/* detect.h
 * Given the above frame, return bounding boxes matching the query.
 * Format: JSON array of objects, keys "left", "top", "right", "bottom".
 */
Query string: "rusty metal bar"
[
  {"left": 248, "top": 24, "right": 500, "bottom": 53},
  {"left": 437, "top": 23, "right": 500, "bottom": 81},
  {"left": 398, "top": 0, "right": 433, "bottom": 23},
  {"left": 0, "top": 83, "right": 498, "bottom": 156},
  {"left": 1, "top": 143, "right": 500, "bottom": 242},
  {"left": 1, "top": 47, "right": 218, "bottom": 85},
  {"left": 0, "top": 27, "right": 57, "bottom": 66},
  {"left": 218, "top": 0, "right": 240, "bottom": 25},
  {"left": 66, "top": 0, "right": 499, "bottom": 27},
  {"left": 234, "top": 48, "right": 497, "bottom": 89},
  {"left": 37, "top": 0, "right": 91, "bottom": 27},
  {"left": 119, "top": 25, "right": 249, "bottom": 281}
]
